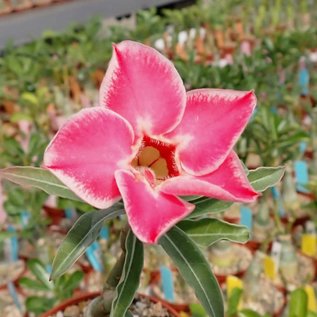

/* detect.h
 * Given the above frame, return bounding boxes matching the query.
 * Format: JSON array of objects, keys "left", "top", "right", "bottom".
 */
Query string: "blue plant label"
[
  {"left": 299, "top": 68, "right": 309, "bottom": 96},
  {"left": 7, "top": 282, "right": 22, "bottom": 312},
  {"left": 100, "top": 226, "right": 109, "bottom": 240},
  {"left": 7, "top": 226, "right": 19, "bottom": 262},
  {"left": 240, "top": 206, "right": 252, "bottom": 230},
  {"left": 20, "top": 210, "right": 30, "bottom": 228},
  {"left": 86, "top": 241, "right": 104, "bottom": 272},
  {"left": 271, "top": 187, "right": 286, "bottom": 217},
  {"left": 160, "top": 265, "right": 175, "bottom": 302},
  {"left": 64, "top": 208, "right": 77, "bottom": 220},
  {"left": 294, "top": 160, "right": 309, "bottom": 192},
  {"left": 46, "top": 264, "right": 52, "bottom": 274},
  {"left": 299, "top": 141, "right": 308, "bottom": 154}
]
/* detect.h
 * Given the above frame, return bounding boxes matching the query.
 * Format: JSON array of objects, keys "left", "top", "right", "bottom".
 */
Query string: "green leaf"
[
  {"left": 62, "top": 271, "right": 84, "bottom": 291},
  {"left": 111, "top": 230, "right": 144, "bottom": 317},
  {"left": 289, "top": 288, "right": 307, "bottom": 317},
  {"left": 227, "top": 288, "right": 243, "bottom": 317},
  {"left": 19, "top": 277, "right": 51, "bottom": 292},
  {"left": 51, "top": 206, "right": 124, "bottom": 280},
  {"left": 160, "top": 227, "right": 224, "bottom": 317},
  {"left": 178, "top": 219, "right": 250, "bottom": 247},
  {"left": 190, "top": 303, "right": 208, "bottom": 317},
  {"left": 0, "top": 231, "right": 16, "bottom": 241},
  {"left": 0, "top": 167, "right": 80, "bottom": 201},
  {"left": 26, "top": 296, "right": 55, "bottom": 314},
  {"left": 248, "top": 166, "right": 285, "bottom": 192},
  {"left": 27, "top": 259, "right": 54, "bottom": 290},
  {"left": 189, "top": 198, "right": 233, "bottom": 218},
  {"left": 238, "top": 309, "right": 262, "bottom": 317}
]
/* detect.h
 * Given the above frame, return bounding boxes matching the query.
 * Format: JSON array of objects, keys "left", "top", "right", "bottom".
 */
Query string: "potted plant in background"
[{"left": 0, "top": 41, "right": 284, "bottom": 317}]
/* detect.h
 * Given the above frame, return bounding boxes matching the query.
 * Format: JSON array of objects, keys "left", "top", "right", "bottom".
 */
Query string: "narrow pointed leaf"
[
  {"left": 28, "top": 259, "right": 54, "bottom": 290},
  {"left": 178, "top": 219, "right": 250, "bottom": 247},
  {"left": 189, "top": 198, "right": 233, "bottom": 218},
  {"left": 248, "top": 166, "right": 285, "bottom": 192},
  {"left": 51, "top": 206, "right": 124, "bottom": 279},
  {"left": 19, "top": 277, "right": 51, "bottom": 292},
  {"left": 159, "top": 227, "right": 224, "bottom": 317},
  {"left": 0, "top": 167, "right": 80, "bottom": 201},
  {"left": 238, "top": 309, "right": 262, "bottom": 317},
  {"left": 111, "top": 230, "right": 144, "bottom": 317}
]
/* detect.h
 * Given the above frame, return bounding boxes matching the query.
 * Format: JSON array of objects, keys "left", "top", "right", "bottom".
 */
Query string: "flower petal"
[
  {"left": 160, "top": 152, "right": 259, "bottom": 203},
  {"left": 43, "top": 107, "right": 135, "bottom": 209},
  {"left": 115, "top": 169, "right": 194, "bottom": 244},
  {"left": 168, "top": 89, "right": 256, "bottom": 175},
  {"left": 100, "top": 40, "right": 186, "bottom": 136}
]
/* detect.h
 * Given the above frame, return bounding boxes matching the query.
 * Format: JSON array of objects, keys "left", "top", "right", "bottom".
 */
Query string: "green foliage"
[
  {"left": 111, "top": 230, "right": 144, "bottom": 317},
  {"left": 289, "top": 288, "right": 308, "bottom": 317},
  {"left": 160, "top": 227, "right": 224, "bottom": 317},
  {"left": 19, "top": 259, "right": 83, "bottom": 314},
  {"left": 51, "top": 206, "right": 123, "bottom": 279},
  {"left": 0, "top": 167, "right": 81, "bottom": 201},
  {"left": 178, "top": 219, "right": 250, "bottom": 247}
]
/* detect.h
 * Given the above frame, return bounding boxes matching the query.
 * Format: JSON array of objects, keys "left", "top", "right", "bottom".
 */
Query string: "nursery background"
[{"left": 1, "top": 0, "right": 317, "bottom": 316}]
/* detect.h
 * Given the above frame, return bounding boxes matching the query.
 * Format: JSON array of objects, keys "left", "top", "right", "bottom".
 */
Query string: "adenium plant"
[{"left": 0, "top": 41, "right": 284, "bottom": 317}]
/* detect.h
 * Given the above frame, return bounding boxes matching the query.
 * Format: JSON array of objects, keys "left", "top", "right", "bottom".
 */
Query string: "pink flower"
[{"left": 43, "top": 41, "right": 259, "bottom": 244}]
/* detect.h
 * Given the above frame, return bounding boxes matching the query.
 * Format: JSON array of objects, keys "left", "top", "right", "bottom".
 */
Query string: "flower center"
[{"left": 131, "top": 136, "right": 179, "bottom": 180}]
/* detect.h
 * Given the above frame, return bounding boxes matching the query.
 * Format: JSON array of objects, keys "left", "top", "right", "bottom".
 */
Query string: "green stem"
[{"left": 86, "top": 225, "right": 130, "bottom": 317}]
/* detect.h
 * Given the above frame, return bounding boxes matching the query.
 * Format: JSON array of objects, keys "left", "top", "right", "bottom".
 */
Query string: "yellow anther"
[
  {"left": 138, "top": 146, "right": 160, "bottom": 167},
  {"left": 151, "top": 158, "right": 168, "bottom": 179}
]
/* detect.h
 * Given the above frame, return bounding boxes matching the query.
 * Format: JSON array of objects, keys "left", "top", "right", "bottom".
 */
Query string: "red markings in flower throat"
[{"left": 131, "top": 135, "right": 180, "bottom": 180}]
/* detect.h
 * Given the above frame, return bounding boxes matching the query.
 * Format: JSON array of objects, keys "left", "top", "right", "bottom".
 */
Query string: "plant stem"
[{"left": 86, "top": 225, "right": 130, "bottom": 317}]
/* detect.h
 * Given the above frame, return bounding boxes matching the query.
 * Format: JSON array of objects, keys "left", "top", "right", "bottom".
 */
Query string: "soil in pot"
[
  {"left": 43, "top": 293, "right": 179, "bottom": 317},
  {"left": 0, "top": 288, "right": 26, "bottom": 317},
  {"left": 0, "top": 260, "right": 25, "bottom": 290}
]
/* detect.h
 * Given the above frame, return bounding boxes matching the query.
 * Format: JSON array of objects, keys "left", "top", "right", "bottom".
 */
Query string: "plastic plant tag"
[
  {"left": 271, "top": 187, "right": 286, "bottom": 217},
  {"left": 270, "top": 105, "right": 278, "bottom": 114},
  {"left": 46, "top": 264, "right": 52, "bottom": 274},
  {"left": 86, "top": 241, "right": 104, "bottom": 272},
  {"left": 299, "top": 67, "right": 309, "bottom": 96},
  {"left": 160, "top": 265, "right": 175, "bottom": 302},
  {"left": 305, "top": 285, "right": 317, "bottom": 312},
  {"left": 294, "top": 160, "right": 309, "bottom": 192},
  {"left": 226, "top": 275, "right": 243, "bottom": 310},
  {"left": 264, "top": 255, "right": 276, "bottom": 280},
  {"left": 240, "top": 206, "right": 252, "bottom": 230},
  {"left": 20, "top": 210, "right": 30, "bottom": 228},
  {"left": 301, "top": 234, "right": 317, "bottom": 257},
  {"left": 306, "top": 221, "right": 316, "bottom": 235},
  {"left": 299, "top": 141, "right": 308, "bottom": 154},
  {"left": 100, "top": 226, "right": 109, "bottom": 240},
  {"left": 6, "top": 226, "right": 19, "bottom": 262},
  {"left": 226, "top": 275, "right": 243, "bottom": 296},
  {"left": 299, "top": 68, "right": 309, "bottom": 96},
  {"left": 64, "top": 208, "right": 77, "bottom": 220},
  {"left": 7, "top": 282, "right": 22, "bottom": 312},
  {"left": 270, "top": 241, "right": 282, "bottom": 276}
]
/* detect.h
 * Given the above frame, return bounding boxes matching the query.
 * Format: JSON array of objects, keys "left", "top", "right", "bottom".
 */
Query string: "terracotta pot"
[
  {"left": 41, "top": 291, "right": 181, "bottom": 317},
  {"left": 43, "top": 205, "right": 65, "bottom": 226},
  {"left": 245, "top": 240, "right": 261, "bottom": 253}
]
